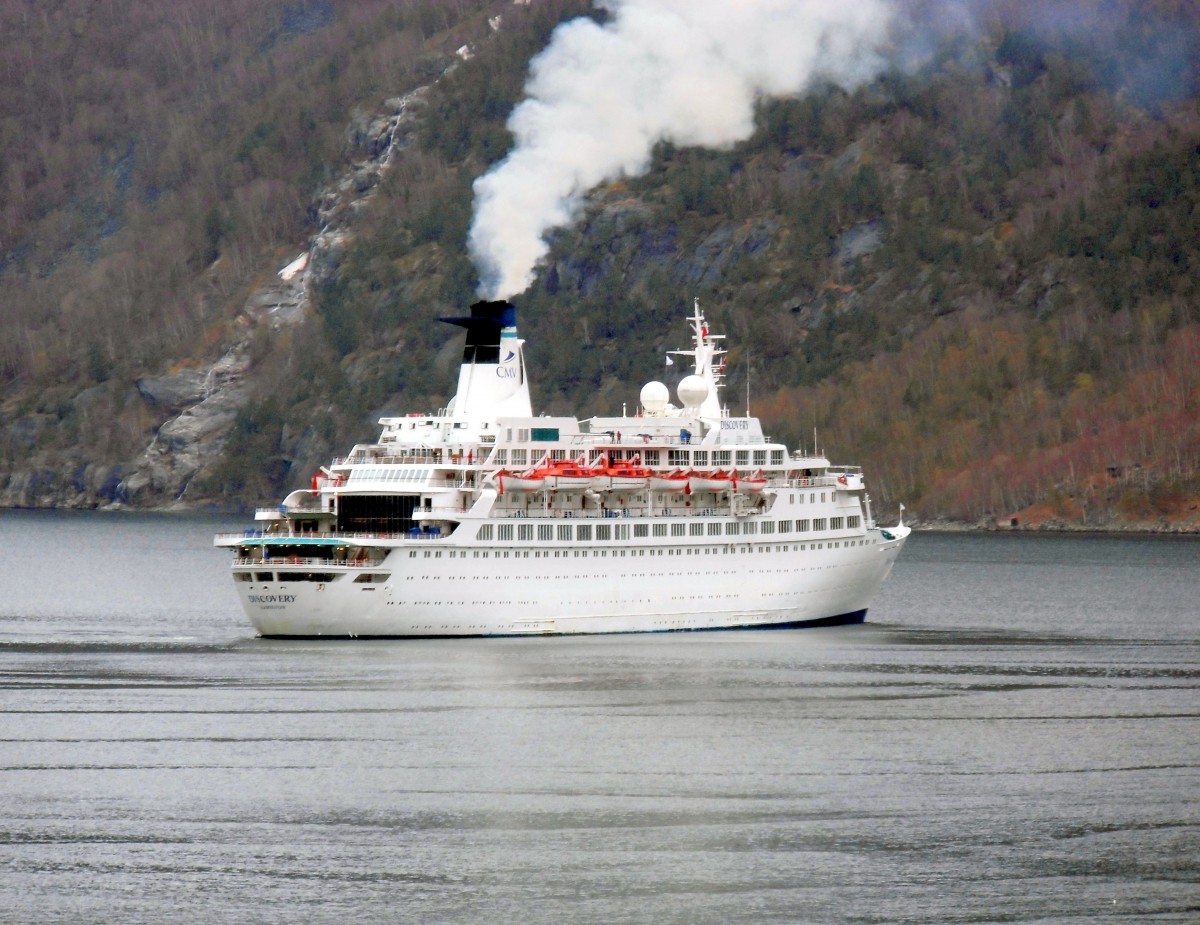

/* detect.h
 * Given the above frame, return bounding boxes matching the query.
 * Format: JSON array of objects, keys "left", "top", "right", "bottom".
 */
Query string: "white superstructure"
[{"left": 215, "top": 299, "right": 909, "bottom": 636}]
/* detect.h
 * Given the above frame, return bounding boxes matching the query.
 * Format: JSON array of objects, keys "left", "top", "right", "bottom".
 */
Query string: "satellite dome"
[
  {"left": 640, "top": 381, "right": 670, "bottom": 413},
  {"left": 677, "top": 375, "right": 709, "bottom": 409}
]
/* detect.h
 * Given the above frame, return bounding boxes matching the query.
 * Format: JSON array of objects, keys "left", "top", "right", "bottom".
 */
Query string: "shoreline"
[{"left": 911, "top": 517, "right": 1200, "bottom": 536}]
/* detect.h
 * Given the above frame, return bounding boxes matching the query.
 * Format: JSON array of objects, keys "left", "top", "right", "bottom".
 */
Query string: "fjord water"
[{"left": 1, "top": 511, "right": 1197, "bottom": 924}]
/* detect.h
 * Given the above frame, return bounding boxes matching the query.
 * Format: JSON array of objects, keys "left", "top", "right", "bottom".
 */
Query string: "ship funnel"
[{"left": 439, "top": 300, "right": 532, "bottom": 420}]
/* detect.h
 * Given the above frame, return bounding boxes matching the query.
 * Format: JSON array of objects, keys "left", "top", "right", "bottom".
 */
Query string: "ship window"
[
  {"left": 743, "top": 522, "right": 757, "bottom": 534},
  {"left": 735, "top": 451, "right": 749, "bottom": 466},
  {"left": 779, "top": 520, "right": 792, "bottom": 533},
  {"left": 693, "top": 451, "right": 708, "bottom": 466},
  {"left": 821, "top": 492, "right": 826, "bottom": 502},
  {"left": 848, "top": 516, "right": 861, "bottom": 528},
  {"left": 550, "top": 449, "right": 567, "bottom": 461},
  {"left": 596, "top": 524, "right": 611, "bottom": 541},
  {"left": 278, "top": 572, "right": 335, "bottom": 582},
  {"left": 478, "top": 524, "right": 494, "bottom": 541},
  {"left": 830, "top": 517, "right": 844, "bottom": 530},
  {"left": 771, "top": 450, "right": 784, "bottom": 465},
  {"left": 761, "top": 521, "right": 775, "bottom": 534},
  {"left": 707, "top": 522, "right": 721, "bottom": 536},
  {"left": 353, "top": 573, "right": 389, "bottom": 584},
  {"left": 494, "top": 450, "right": 507, "bottom": 465},
  {"left": 517, "top": 524, "right": 533, "bottom": 541},
  {"left": 235, "top": 572, "right": 252, "bottom": 582},
  {"left": 813, "top": 518, "right": 827, "bottom": 531},
  {"left": 511, "top": 449, "right": 528, "bottom": 466},
  {"left": 725, "top": 522, "right": 739, "bottom": 535},
  {"left": 634, "top": 524, "right": 649, "bottom": 537},
  {"left": 810, "top": 493, "right": 815, "bottom": 503},
  {"left": 652, "top": 524, "right": 667, "bottom": 537},
  {"left": 576, "top": 525, "right": 592, "bottom": 541},
  {"left": 643, "top": 451, "right": 661, "bottom": 465},
  {"left": 753, "top": 450, "right": 767, "bottom": 465},
  {"left": 797, "top": 520, "right": 810, "bottom": 532},
  {"left": 614, "top": 524, "right": 630, "bottom": 540},
  {"left": 713, "top": 451, "right": 731, "bottom": 466},
  {"left": 670, "top": 523, "right": 685, "bottom": 537},
  {"left": 254, "top": 572, "right": 273, "bottom": 582},
  {"left": 557, "top": 525, "right": 572, "bottom": 541},
  {"left": 538, "top": 524, "right": 554, "bottom": 541},
  {"left": 531, "top": 427, "right": 559, "bottom": 441},
  {"left": 689, "top": 523, "right": 703, "bottom": 536},
  {"left": 668, "top": 450, "right": 688, "bottom": 466}
]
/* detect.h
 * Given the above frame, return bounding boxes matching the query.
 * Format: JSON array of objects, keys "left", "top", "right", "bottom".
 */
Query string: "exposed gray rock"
[
  {"left": 835, "top": 220, "right": 884, "bottom": 264},
  {"left": 114, "top": 83, "right": 440, "bottom": 510},
  {"left": 136, "top": 369, "right": 211, "bottom": 413}
]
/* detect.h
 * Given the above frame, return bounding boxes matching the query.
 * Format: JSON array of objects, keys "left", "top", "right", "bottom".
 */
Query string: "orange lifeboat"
[
  {"left": 493, "top": 469, "right": 545, "bottom": 494},
  {"left": 736, "top": 469, "right": 768, "bottom": 493},
  {"left": 648, "top": 469, "right": 691, "bottom": 492},
  {"left": 536, "top": 461, "right": 592, "bottom": 491},
  {"left": 592, "top": 456, "right": 651, "bottom": 491},
  {"left": 688, "top": 469, "right": 733, "bottom": 492}
]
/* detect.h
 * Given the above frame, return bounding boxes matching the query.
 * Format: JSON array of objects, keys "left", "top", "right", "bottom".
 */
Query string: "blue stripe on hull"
[{"left": 257, "top": 609, "right": 869, "bottom": 640}]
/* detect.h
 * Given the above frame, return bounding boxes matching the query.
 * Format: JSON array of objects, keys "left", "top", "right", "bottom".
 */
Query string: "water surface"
[{"left": 1, "top": 512, "right": 1197, "bottom": 923}]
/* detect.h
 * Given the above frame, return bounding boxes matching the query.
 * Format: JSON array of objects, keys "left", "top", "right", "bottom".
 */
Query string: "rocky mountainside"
[
  {"left": 1, "top": 0, "right": 1197, "bottom": 531},
  {"left": 1, "top": 86, "right": 433, "bottom": 510}
]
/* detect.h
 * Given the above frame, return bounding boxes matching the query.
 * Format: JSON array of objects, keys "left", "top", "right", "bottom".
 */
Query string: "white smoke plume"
[{"left": 469, "top": 0, "right": 898, "bottom": 299}]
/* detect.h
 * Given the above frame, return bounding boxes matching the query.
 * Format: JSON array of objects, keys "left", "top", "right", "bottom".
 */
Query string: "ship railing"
[
  {"left": 331, "top": 451, "right": 457, "bottom": 465},
  {"left": 217, "top": 529, "right": 447, "bottom": 542},
  {"left": 786, "top": 475, "right": 851, "bottom": 488},
  {"left": 491, "top": 507, "right": 727, "bottom": 519},
  {"left": 232, "top": 556, "right": 387, "bottom": 568},
  {"left": 577, "top": 432, "right": 716, "bottom": 446},
  {"left": 258, "top": 504, "right": 324, "bottom": 516}
]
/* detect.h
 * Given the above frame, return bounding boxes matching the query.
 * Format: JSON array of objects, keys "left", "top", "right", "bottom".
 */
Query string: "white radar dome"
[
  {"left": 640, "top": 381, "right": 670, "bottom": 414},
  {"left": 677, "top": 375, "right": 709, "bottom": 409}
]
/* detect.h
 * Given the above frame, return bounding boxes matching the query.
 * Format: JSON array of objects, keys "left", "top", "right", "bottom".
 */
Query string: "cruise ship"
[{"left": 215, "top": 299, "right": 909, "bottom": 636}]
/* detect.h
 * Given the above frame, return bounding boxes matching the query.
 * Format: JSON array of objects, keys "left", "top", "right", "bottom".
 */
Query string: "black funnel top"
[{"left": 439, "top": 300, "right": 516, "bottom": 364}]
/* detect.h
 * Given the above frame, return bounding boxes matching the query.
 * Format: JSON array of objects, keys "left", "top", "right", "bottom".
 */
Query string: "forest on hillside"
[{"left": 1, "top": 0, "right": 1198, "bottom": 527}]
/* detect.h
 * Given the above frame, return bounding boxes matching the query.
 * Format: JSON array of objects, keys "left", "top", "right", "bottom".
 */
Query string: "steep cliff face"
[{"left": 0, "top": 89, "right": 431, "bottom": 511}]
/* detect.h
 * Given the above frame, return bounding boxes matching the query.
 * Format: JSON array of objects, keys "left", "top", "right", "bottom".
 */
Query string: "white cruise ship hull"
[{"left": 232, "top": 526, "right": 908, "bottom": 637}]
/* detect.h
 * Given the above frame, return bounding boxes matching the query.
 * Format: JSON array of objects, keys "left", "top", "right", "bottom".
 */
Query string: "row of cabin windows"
[
  {"left": 406, "top": 538, "right": 875, "bottom": 560},
  {"left": 241, "top": 535, "right": 879, "bottom": 576},
  {"left": 477, "top": 515, "right": 860, "bottom": 542},
  {"left": 489, "top": 448, "right": 786, "bottom": 467}
]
